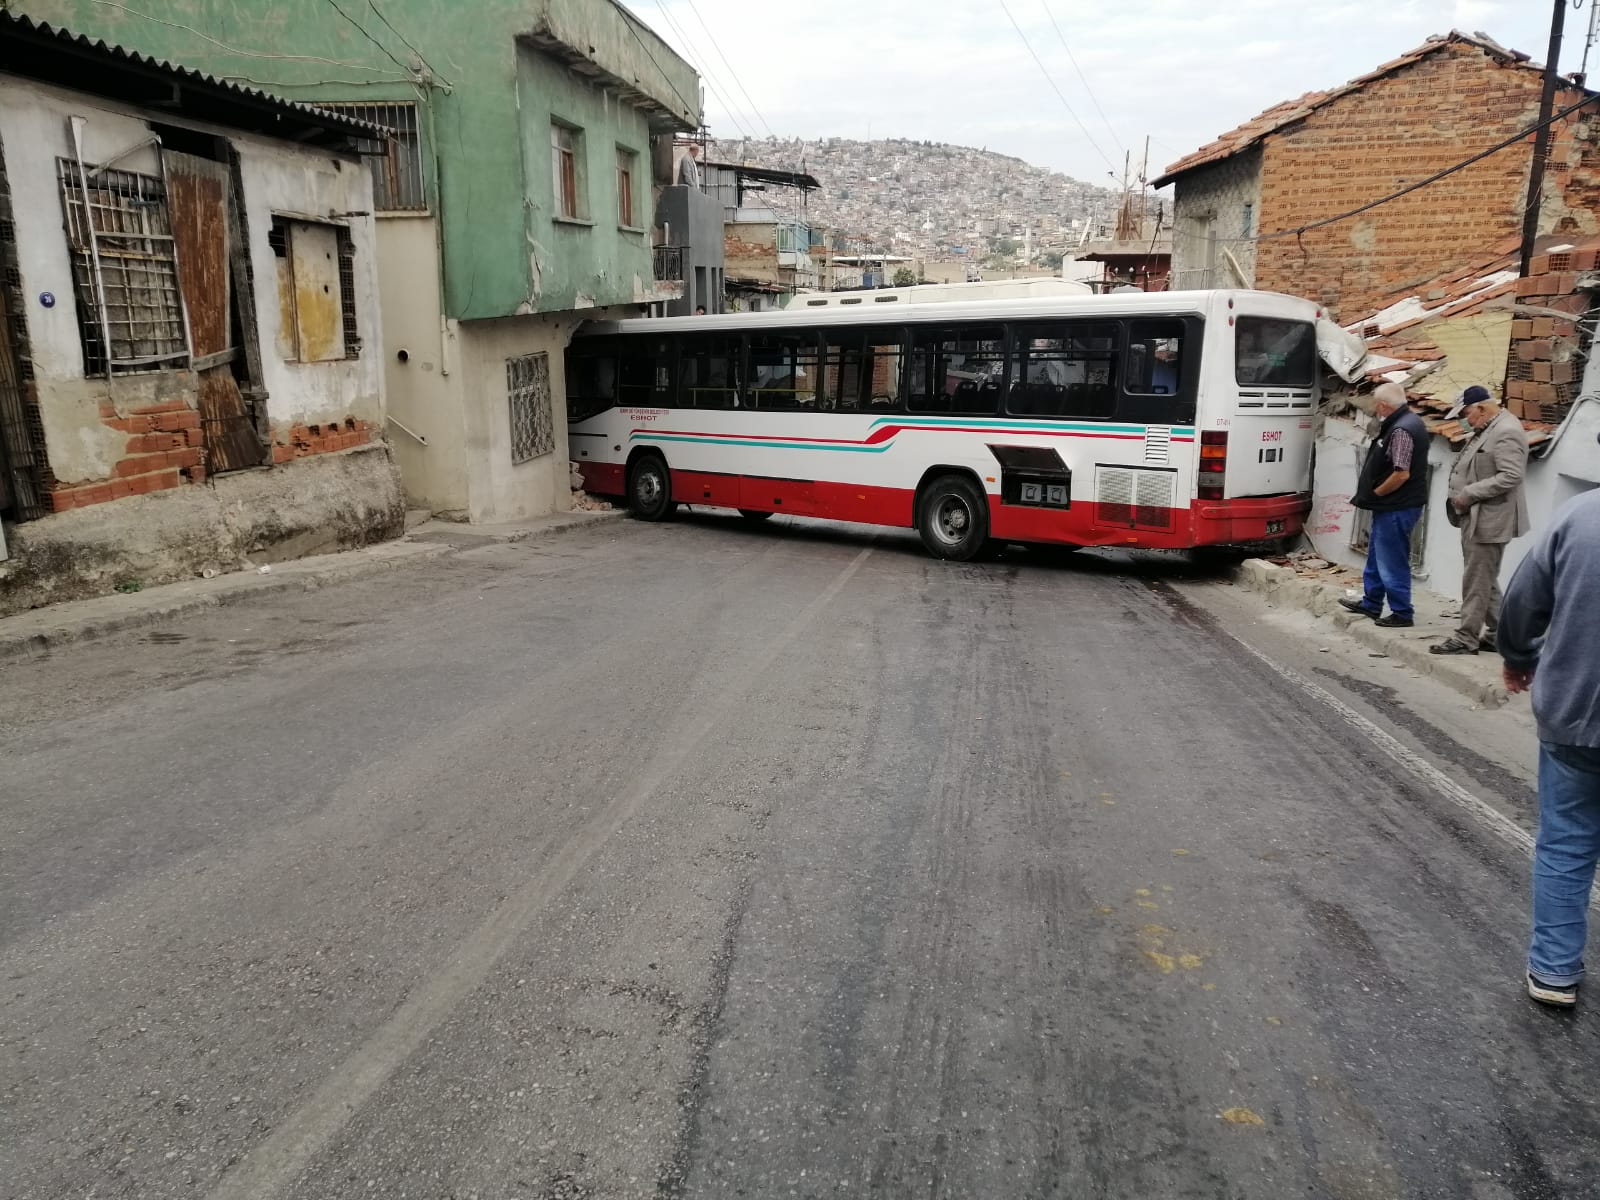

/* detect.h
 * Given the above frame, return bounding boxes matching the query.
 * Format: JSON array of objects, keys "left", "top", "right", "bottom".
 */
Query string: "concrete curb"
[
  {"left": 1232, "top": 558, "right": 1511, "bottom": 709},
  {"left": 0, "top": 508, "right": 625, "bottom": 663}
]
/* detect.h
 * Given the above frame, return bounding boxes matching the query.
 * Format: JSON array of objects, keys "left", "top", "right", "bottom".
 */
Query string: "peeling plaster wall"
[{"left": 515, "top": 42, "right": 657, "bottom": 314}]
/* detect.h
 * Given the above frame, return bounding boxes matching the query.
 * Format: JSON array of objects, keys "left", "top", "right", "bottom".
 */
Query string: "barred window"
[
  {"left": 507, "top": 352, "right": 554, "bottom": 463},
  {"left": 311, "top": 100, "right": 426, "bottom": 212},
  {"left": 269, "top": 215, "right": 361, "bottom": 362},
  {"left": 57, "top": 160, "right": 189, "bottom": 375}
]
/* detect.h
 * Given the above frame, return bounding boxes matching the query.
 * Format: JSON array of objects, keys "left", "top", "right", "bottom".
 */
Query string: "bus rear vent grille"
[{"left": 1096, "top": 467, "right": 1175, "bottom": 531}]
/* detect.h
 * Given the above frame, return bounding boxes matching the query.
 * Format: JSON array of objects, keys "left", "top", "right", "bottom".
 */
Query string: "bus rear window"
[{"left": 1235, "top": 317, "right": 1316, "bottom": 388}]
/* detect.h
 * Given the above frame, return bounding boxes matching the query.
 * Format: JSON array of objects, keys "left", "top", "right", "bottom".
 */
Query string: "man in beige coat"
[{"left": 1431, "top": 385, "right": 1530, "bottom": 655}]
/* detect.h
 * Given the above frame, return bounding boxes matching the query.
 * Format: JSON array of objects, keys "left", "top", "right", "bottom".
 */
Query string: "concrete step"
[{"left": 403, "top": 507, "right": 433, "bottom": 532}]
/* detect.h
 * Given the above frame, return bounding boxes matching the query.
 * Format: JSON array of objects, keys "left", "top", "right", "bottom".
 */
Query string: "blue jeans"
[
  {"left": 1529, "top": 743, "right": 1600, "bottom": 986},
  {"left": 1360, "top": 506, "right": 1423, "bottom": 619}
]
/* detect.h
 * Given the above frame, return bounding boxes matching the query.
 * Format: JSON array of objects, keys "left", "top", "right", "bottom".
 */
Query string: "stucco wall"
[
  {"left": 370, "top": 214, "right": 468, "bottom": 516},
  {"left": 235, "top": 139, "right": 383, "bottom": 429},
  {"left": 657, "top": 184, "right": 725, "bottom": 315},
  {"left": 1167, "top": 146, "right": 1261, "bottom": 290}
]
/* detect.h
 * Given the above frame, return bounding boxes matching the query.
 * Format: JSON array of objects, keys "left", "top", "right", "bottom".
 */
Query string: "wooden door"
[{"left": 164, "top": 150, "right": 263, "bottom": 473}]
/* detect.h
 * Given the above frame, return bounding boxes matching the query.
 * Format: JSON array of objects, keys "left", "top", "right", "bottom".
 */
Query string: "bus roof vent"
[
  {"left": 841, "top": 297, "right": 862, "bottom": 304},
  {"left": 873, "top": 294, "right": 900, "bottom": 302},
  {"left": 806, "top": 299, "right": 827, "bottom": 306}
]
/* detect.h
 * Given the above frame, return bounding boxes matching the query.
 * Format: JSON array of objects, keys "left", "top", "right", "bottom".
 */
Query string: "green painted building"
[{"left": 18, "top": 0, "right": 701, "bottom": 522}]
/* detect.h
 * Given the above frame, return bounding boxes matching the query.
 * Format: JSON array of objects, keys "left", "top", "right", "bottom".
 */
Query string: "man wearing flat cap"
[{"left": 1431, "top": 384, "right": 1530, "bottom": 656}]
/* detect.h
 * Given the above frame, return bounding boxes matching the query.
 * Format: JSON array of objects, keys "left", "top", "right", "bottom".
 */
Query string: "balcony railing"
[{"left": 653, "top": 244, "right": 685, "bottom": 283}]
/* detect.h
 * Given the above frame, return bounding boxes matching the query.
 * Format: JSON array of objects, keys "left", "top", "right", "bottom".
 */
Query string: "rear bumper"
[{"left": 1190, "top": 492, "right": 1310, "bottom": 545}]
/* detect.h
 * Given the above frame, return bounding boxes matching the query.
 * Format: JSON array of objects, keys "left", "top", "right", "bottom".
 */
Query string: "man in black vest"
[{"left": 1340, "top": 382, "right": 1430, "bottom": 627}]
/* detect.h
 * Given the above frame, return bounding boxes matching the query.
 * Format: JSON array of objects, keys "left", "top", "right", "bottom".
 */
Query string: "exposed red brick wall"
[
  {"left": 47, "top": 398, "right": 202, "bottom": 513},
  {"left": 270, "top": 417, "right": 377, "bottom": 464},
  {"left": 46, "top": 401, "right": 378, "bottom": 514},
  {"left": 1253, "top": 43, "right": 1596, "bottom": 320}
]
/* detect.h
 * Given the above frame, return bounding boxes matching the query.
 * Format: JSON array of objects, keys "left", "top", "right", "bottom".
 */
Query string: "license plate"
[{"left": 1266, "top": 519, "right": 1285, "bottom": 535}]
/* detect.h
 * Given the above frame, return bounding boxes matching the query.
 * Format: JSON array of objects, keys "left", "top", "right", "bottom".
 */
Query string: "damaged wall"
[
  {"left": 0, "top": 75, "right": 386, "bottom": 517},
  {"left": 0, "top": 442, "right": 404, "bottom": 616}
]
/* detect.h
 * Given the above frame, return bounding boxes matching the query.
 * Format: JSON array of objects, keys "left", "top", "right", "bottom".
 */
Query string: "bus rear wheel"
[
  {"left": 627, "top": 454, "right": 677, "bottom": 521},
  {"left": 917, "top": 474, "right": 991, "bottom": 561}
]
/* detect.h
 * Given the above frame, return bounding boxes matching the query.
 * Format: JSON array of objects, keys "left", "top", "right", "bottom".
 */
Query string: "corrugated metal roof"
[
  {"left": 0, "top": 9, "right": 391, "bottom": 143},
  {"left": 1152, "top": 31, "right": 1565, "bottom": 188}
]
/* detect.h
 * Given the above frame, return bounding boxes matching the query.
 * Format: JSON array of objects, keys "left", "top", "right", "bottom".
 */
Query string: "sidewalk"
[
  {"left": 0, "top": 508, "right": 623, "bottom": 662},
  {"left": 1232, "top": 554, "right": 1511, "bottom": 708}
]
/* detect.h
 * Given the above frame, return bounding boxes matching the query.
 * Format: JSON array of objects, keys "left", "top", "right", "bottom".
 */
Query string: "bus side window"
[
  {"left": 617, "top": 338, "right": 674, "bottom": 407},
  {"left": 748, "top": 332, "right": 819, "bottom": 410},
  {"left": 679, "top": 334, "right": 739, "bottom": 409},
  {"left": 866, "top": 337, "right": 905, "bottom": 410},
  {"left": 821, "top": 329, "right": 866, "bottom": 411},
  {"left": 1008, "top": 321, "right": 1117, "bottom": 420},
  {"left": 908, "top": 325, "right": 1003, "bottom": 415},
  {"left": 1120, "top": 318, "right": 1198, "bottom": 424}
]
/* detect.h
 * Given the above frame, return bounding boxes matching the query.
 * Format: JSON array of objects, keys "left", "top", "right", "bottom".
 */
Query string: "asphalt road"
[{"left": 2, "top": 513, "right": 1594, "bottom": 1199}]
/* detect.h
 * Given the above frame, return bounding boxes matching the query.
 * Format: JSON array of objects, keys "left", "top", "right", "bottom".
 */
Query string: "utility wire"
[
  {"left": 996, "top": 0, "right": 1120, "bottom": 176},
  {"left": 648, "top": 1, "right": 757, "bottom": 139},
  {"left": 365, "top": 0, "right": 452, "bottom": 86},
  {"left": 324, "top": 0, "right": 411, "bottom": 75},
  {"left": 86, "top": 0, "right": 393, "bottom": 71},
  {"left": 1038, "top": 0, "right": 1124, "bottom": 159},
  {"left": 681, "top": 0, "right": 776, "bottom": 139}
]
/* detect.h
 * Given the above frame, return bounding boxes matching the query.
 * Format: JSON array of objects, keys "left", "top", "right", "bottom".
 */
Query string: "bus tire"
[
  {"left": 627, "top": 454, "right": 677, "bottom": 521},
  {"left": 917, "top": 473, "right": 991, "bottom": 561},
  {"left": 737, "top": 509, "right": 774, "bottom": 522}
]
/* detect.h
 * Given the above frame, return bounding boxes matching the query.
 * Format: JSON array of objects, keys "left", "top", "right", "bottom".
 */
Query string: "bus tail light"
[{"left": 1199, "top": 431, "right": 1228, "bottom": 500}]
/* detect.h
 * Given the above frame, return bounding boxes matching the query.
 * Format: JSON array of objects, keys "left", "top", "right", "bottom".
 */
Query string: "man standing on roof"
[
  {"left": 1499, "top": 489, "right": 1600, "bottom": 1007},
  {"left": 1340, "top": 382, "right": 1429, "bottom": 628},
  {"left": 1430, "top": 385, "right": 1529, "bottom": 656}
]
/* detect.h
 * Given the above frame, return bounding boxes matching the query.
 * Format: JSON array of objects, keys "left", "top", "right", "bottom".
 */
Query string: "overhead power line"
[
  {"left": 365, "top": 0, "right": 451, "bottom": 86},
  {"left": 681, "top": 0, "right": 776, "bottom": 140},
  {"left": 323, "top": 0, "right": 411, "bottom": 75},
  {"left": 995, "top": 0, "right": 1120, "bottom": 176},
  {"left": 1038, "top": 0, "right": 1124, "bottom": 161},
  {"left": 648, "top": 0, "right": 757, "bottom": 139}
]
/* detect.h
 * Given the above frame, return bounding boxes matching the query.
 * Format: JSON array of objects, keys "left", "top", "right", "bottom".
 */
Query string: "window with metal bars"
[
  {"left": 310, "top": 100, "right": 427, "bottom": 212},
  {"left": 56, "top": 159, "right": 189, "bottom": 375},
  {"left": 507, "top": 352, "right": 554, "bottom": 464},
  {"left": 336, "top": 227, "right": 360, "bottom": 359}
]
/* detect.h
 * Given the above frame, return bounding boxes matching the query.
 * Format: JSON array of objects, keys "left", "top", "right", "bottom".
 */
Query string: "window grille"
[
  {"left": 507, "top": 352, "right": 554, "bottom": 463},
  {"left": 57, "top": 159, "right": 189, "bottom": 375},
  {"left": 336, "top": 227, "right": 361, "bottom": 359},
  {"left": 311, "top": 101, "right": 427, "bottom": 212}
]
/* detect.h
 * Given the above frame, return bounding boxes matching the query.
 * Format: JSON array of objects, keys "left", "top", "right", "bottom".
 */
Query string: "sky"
[{"left": 636, "top": 0, "right": 1584, "bottom": 188}]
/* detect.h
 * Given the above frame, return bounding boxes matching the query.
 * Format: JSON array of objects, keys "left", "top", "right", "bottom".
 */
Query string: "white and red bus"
[{"left": 565, "top": 290, "right": 1319, "bottom": 561}]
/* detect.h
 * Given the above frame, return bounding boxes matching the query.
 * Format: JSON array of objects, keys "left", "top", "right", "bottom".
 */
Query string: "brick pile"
[{"left": 1506, "top": 246, "right": 1595, "bottom": 423}]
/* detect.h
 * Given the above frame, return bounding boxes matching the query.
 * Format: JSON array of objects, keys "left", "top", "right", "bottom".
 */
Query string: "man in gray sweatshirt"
[{"left": 1499, "top": 489, "right": 1600, "bottom": 1007}]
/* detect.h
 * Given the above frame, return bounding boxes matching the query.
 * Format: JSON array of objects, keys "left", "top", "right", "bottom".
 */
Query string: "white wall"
[
  {"left": 370, "top": 214, "right": 466, "bottom": 516},
  {"left": 1308, "top": 403, "right": 1600, "bottom": 600},
  {"left": 235, "top": 138, "right": 383, "bottom": 430}
]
